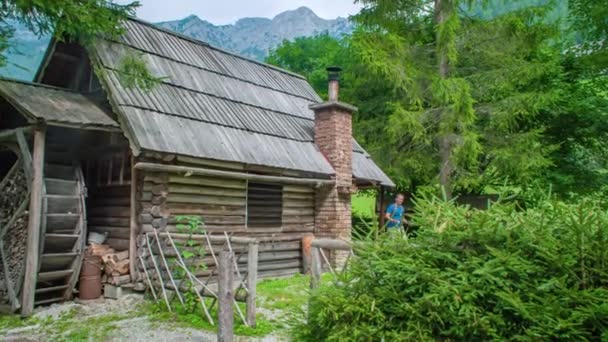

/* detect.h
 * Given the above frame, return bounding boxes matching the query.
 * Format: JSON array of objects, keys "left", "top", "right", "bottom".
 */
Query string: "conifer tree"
[{"left": 351, "top": 0, "right": 563, "bottom": 195}]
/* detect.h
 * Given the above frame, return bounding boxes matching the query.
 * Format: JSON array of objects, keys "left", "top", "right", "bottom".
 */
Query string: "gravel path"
[{"left": 0, "top": 295, "right": 284, "bottom": 342}]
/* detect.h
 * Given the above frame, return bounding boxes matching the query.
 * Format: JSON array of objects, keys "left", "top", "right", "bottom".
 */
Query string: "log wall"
[
  {"left": 87, "top": 184, "right": 131, "bottom": 250},
  {"left": 135, "top": 160, "right": 317, "bottom": 280}
]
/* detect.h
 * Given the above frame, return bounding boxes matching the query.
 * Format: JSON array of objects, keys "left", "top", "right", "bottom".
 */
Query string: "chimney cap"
[{"left": 326, "top": 66, "right": 342, "bottom": 81}]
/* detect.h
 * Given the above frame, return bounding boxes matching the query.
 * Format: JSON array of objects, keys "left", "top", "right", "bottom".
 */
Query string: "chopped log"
[
  {"left": 88, "top": 244, "right": 112, "bottom": 256},
  {"left": 111, "top": 260, "right": 129, "bottom": 275},
  {"left": 112, "top": 250, "right": 129, "bottom": 262}
]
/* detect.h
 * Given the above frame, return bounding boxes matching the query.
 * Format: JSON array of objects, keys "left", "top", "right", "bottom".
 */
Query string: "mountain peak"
[
  {"left": 156, "top": 7, "right": 353, "bottom": 61},
  {"left": 182, "top": 14, "right": 201, "bottom": 22},
  {"left": 276, "top": 6, "right": 318, "bottom": 19}
]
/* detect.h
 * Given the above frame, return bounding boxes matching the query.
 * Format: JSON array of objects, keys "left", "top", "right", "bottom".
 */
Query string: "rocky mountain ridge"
[{"left": 0, "top": 6, "right": 353, "bottom": 80}]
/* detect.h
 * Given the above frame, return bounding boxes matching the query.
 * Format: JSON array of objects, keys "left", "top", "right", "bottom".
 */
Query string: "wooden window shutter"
[{"left": 247, "top": 182, "right": 283, "bottom": 228}]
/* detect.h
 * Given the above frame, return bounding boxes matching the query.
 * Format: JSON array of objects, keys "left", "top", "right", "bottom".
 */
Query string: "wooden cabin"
[{"left": 0, "top": 18, "right": 394, "bottom": 315}]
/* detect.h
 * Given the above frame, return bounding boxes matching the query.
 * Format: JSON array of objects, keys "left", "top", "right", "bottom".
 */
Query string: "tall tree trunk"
[{"left": 435, "top": 0, "right": 454, "bottom": 199}]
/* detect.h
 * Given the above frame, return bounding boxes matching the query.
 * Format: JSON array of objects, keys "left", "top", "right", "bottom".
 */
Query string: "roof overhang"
[{"left": 0, "top": 78, "right": 120, "bottom": 132}]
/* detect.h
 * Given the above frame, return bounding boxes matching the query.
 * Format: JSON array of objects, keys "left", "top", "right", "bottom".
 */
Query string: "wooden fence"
[
  {"left": 310, "top": 238, "right": 353, "bottom": 289},
  {"left": 140, "top": 232, "right": 258, "bottom": 330}
]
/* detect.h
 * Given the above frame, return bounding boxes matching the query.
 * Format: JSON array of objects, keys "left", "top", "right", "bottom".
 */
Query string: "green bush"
[{"left": 296, "top": 195, "right": 608, "bottom": 341}]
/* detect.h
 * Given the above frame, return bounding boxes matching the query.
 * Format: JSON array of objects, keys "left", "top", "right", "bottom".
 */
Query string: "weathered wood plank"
[
  {"left": 135, "top": 163, "right": 334, "bottom": 186},
  {"left": 167, "top": 175, "right": 246, "bottom": 189},
  {"left": 167, "top": 194, "right": 246, "bottom": 206},
  {"left": 88, "top": 197, "right": 131, "bottom": 207},
  {"left": 246, "top": 243, "right": 258, "bottom": 328},
  {"left": 88, "top": 206, "right": 131, "bottom": 218},
  {"left": 311, "top": 239, "right": 352, "bottom": 251},
  {"left": 130, "top": 159, "right": 138, "bottom": 278},
  {"left": 283, "top": 185, "right": 314, "bottom": 193},
  {"left": 282, "top": 199, "right": 314, "bottom": 208},
  {"left": 218, "top": 250, "right": 234, "bottom": 342},
  {"left": 22, "top": 127, "right": 45, "bottom": 317},
  {"left": 88, "top": 217, "right": 130, "bottom": 227},
  {"left": 165, "top": 203, "right": 246, "bottom": 216},
  {"left": 177, "top": 156, "right": 244, "bottom": 171},
  {"left": 167, "top": 184, "right": 246, "bottom": 198}
]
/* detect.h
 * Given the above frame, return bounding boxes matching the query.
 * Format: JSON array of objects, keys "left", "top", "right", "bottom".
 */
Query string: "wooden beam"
[
  {"left": 21, "top": 126, "right": 45, "bottom": 317},
  {"left": 129, "top": 157, "right": 138, "bottom": 279},
  {"left": 156, "top": 232, "right": 256, "bottom": 245},
  {"left": 246, "top": 242, "right": 258, "bottom": 327},
  {"left": 134, "top": 162, "right": 334, "bottom": 187},
  {"left": 311, "top": 239, "right": 352, "bottom": 251},
  {"left": 15, "top": 129, "right": 33, "bottom": 184},
  {"left": 310, "top": 247, "right": 321, "bottom": 289},
  {"left": 218, "top": 250, "right": 234, "bottom": 342},
  {"left": 0, "top": 126, "right": 34, "bottom": 142}
]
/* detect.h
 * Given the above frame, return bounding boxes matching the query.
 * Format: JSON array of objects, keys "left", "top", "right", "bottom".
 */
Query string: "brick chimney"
[{"left": 310, "top": 67, "right": 357, "bottom": 264}]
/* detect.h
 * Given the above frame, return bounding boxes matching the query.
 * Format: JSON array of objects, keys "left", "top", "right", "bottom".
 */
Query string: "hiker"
[{"left": 385, "top": 193, "right": 408, "bottom": 233}]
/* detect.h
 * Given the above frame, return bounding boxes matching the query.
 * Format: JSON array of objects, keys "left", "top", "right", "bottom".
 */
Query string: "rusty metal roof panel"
[{"left": 0, "top": 78, "right": 118, "bottom": 130}]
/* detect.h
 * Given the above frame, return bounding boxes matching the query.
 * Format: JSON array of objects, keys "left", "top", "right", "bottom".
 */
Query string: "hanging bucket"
[{"left": 79, "top": 255, "right": 102, "bottom": 299}]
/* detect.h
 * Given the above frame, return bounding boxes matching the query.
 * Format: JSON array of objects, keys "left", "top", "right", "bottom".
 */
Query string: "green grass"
[
  {"left": 144, "top": 274, "right": 312, "bottom": 338},
  {"left": 0, "top": 304, "right": 140, "bottom": 341},
  {"left": 0, "top": 313, "right": 39, "bottom": 330},
  {"left": 352, "top": 192, "right": 376, "bottom": 218},
  {"left": 257, "top": 273, "right": 309, "bottom": 311}
]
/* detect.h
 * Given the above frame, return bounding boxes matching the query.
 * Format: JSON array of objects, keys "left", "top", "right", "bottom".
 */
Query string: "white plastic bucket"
[{"left": 87, "top": 231, "right": 107, "bottom": 245}]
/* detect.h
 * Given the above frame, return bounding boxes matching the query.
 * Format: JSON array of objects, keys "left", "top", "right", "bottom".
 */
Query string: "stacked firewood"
[
  {"left": 88, "top": 244, "right": 130, "bottom": 286},
  {"left": 0, "top": 167, "right": 28, "bottom": 300}
]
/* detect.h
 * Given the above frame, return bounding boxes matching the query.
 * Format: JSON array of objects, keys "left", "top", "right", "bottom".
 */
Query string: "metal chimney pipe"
[{"left": 326, "top": 66, "right": 342, "bottom": 102}]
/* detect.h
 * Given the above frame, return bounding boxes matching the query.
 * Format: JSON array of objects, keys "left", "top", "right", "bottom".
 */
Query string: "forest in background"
[{"left": 267, "top": 0, "right": 608, "bottom": 200}]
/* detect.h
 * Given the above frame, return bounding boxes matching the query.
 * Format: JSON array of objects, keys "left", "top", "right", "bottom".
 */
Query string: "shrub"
[{"left": 296, "top": 195, "right": 608, "bottom": 341}]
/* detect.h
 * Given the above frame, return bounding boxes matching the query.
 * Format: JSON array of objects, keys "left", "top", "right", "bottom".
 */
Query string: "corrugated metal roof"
[
  {"left": 92, "top": 18, "right": 393, "bottom": 185},
  {"left": 0, "top": 78, "right": 118, "bottom": 130}
]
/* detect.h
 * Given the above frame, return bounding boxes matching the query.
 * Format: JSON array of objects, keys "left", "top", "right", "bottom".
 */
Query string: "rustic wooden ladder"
[{"left": 34, "top": 163, "right": 88, "bottom": 306}]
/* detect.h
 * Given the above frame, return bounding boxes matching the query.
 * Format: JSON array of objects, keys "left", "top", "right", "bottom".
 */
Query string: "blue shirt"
[{"left": 386, "top": 203, "right": 405, "bottom": 228}]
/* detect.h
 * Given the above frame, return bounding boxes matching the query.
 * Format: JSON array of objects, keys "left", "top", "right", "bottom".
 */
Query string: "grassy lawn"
[
  {"left": 352, "top": 192, "right": 376, "bottom": 217},
  {"left": 146, "top": 273, "right": 311, "bottom": 338}
]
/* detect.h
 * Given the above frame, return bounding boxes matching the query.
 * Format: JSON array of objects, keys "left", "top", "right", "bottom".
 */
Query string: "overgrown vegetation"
[
  {"left": 297, "top": 194, "right": 608, "bottom": 341},
  {"left": 268, "top": 0, "right": 608, "bottom": 199}
]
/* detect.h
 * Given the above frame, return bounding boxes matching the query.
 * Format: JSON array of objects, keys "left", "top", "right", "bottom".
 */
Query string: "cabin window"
[{"left": 246, "top": 182, "right": 283, "bottom": 228}]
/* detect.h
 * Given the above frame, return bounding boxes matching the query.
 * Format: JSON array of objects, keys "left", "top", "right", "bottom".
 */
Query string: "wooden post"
[
  {"left": 301, "top": 234, "right": 314, "bottom": 274},
  {"left": 378, "top": 186, "right": 386, "bottom": 234},
  {"left": 129, "top": 157, "right": 137, "bottom": 280},
  {"left": 246, "top": 242, "right": 258, "bottom": 327},
  {"left": 21, "top": 127, "right": 45, "bottom": 317},
  {"left": 218, "top": 250, "right": 234, "bottom": 342},
  {"left": 310, "top": 247, "right": 321, "bottom": 289}
]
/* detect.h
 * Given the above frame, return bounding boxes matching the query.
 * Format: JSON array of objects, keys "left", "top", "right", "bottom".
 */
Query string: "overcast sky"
[{"left": 115, "top": 0, "right": 362, "bottom": 24}]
